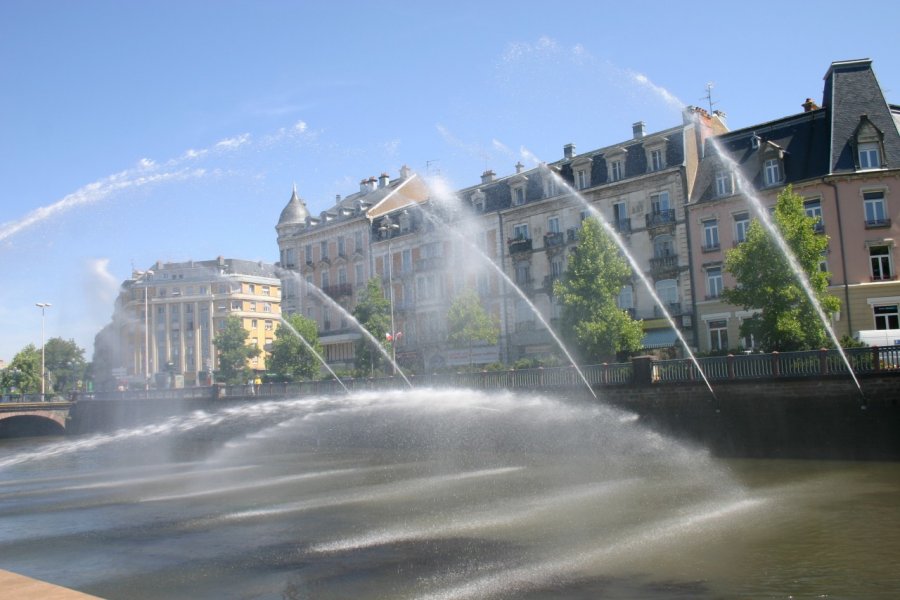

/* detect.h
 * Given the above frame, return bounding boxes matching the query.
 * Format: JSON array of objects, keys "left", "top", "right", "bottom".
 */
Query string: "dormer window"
[
  {"left": 763, "top": 158, "right": 783, "bottom": 187},
  {"left": 576, "top": 169, "right": 588, "bottom": 190},
  {"left": 650, "top": 149, "right": 664, "bottom": 171},
  {"left": 513, "top": 186, "right": 526, "bottom": 206},
  {"left": 610, "top": 160, "right": 623, "bottom": 182},
  {"left": 715, "top": 170, "right": 734, "bottom": 197},
  {"left": 750, "top": 134, "right": 761, "bottom": 149},
  {"left": 853, "top": 116, "right": 885, "bottom": 171},
  {"left": 859, "top": 143, "right": 881, "bottom": 169},
  {"left": 645, "top": 138, "right": 667, "bottom": 173},
  {"left": 470, "top": 190, "right": 485, "bottom": 211}
]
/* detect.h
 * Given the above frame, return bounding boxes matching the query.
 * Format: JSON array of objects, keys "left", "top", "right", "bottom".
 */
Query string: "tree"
[
  {"left": 43, "top": 337, "right": 87, "bottom": 393},
  {"left": 0, "top": 345, "right": 42, "bottom": 394},
  {"left": 553, "top": 216, "right": 643, "bottom": 362},
  {"left": 722, "top": 185, "right": 841, "bottom": 351},
  {"left": 213, "top": 316, "right": 261, "bottom": 384},
  {"left": 267, "top": 314, "right": 322, "bottom": 381},
  {"left": 352, "top": 277, "right": 391, "bottom": 376},
  {"left": 447, "top": 288, "right": 499, "bottom": 368}
]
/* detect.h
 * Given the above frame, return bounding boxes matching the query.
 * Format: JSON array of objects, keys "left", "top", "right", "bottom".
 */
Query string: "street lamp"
[
  {"left": 35, "top": 302, "right": 51, "bottom": 397},
  {"left": 138, "top": 270, "right": 154, "bottom": 389},
  {"left": 379, "top": 221, "right": 400, "bottom": 374}
]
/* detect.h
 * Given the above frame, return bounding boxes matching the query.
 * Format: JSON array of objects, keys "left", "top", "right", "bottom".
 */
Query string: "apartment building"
[
  {"left": 275, "top": 167, "right": 430, "bottom": 369},
  {"left": 115, "top": 257, "right": 280, "bottom": 386},
  {"left": 688, "top": 59, "right": 900, "bottom": 352}
]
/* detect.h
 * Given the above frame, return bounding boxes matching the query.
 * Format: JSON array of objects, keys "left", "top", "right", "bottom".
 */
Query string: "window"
[
  {"left": 874, "top": 304, "right": 900, "bottom": 330},
  {"left": 547, "top": 217, "right": 560, "bottom": 234},
  {"left": 804, "top": 199, "right": 824, "bottom": 232},
  {"left": 251, "top": 319, "right": 258, "bottom": 328},
  {"left": 613, "top": 201, "right": 628, "bottom": 232},
  {"left": 515, "top": 262, "right": 531, "bottom": 285},
  {"left": 265, "top": 320, "right": 273, "bottom": 331},
  {"left": 859, "top": 143, "right": 881, "bottom": 169},
  {"left": 655, "top": 279, "right": 678, "bottom": 307},
  {"left": 706, "top": 267, "right": 723, "bottom": 299},
  {"left": 734, "top": 212, "right": 750, "bottom": 244},
  {"left": 576, "top": 169, "right": 588, "bottom": 190},
  {"left": 247, "top": 283, "right": 255, "bottom": 294},
  {"left": 653, "top": 234, "right": 674, "bottom": 257},
  {"left": 610, "top": 160, "right": 623, "bottom": 182},
  {"left": 355, "top": 263, "right": 365, "bottom": 285},
  {"left": 870, "top": 245, "right": 893, "bottom": 281},
  {"left": 337, "top": 236, "right": 345, "bottom": 256},
  {"left": 550, "top": 257, "right": 564, "bottom": 278},
  {"left": 650, "top": 148, "right": 664, "bottom": 171},
  {"left": 513, "top": 224, "right": 529, "bottom": 240},
  {"left": 864, "top": 191, "right": 888, "bottom": 227},
  {"left": 617, "top": 285, "right": 634, "bottom": 310},
  {"left": 320, "top": 241, "right": 328, "bottom": 259},
  {"left": 763, "top": 158, "right": 782, "bottom": 186},
  {"left": 305, "top": 244, "right": 312, "bottom": 264},
  {"left": 715, "top": 170, "right": 733, "bottom": 197},
  {"left": 338, "top": 267, "right": 347, "bottom": 285},
  {"left": 321, "top": 271, "right": 330, "bottom": 288},
  {"left": 702, "top": 219, "right": 720, "bottom": 251},
  {"left": 263, "top": 302, "right": 272, "bottom": 313},
  {"left": 248, "top": 301, "right": 257, "bottom": 312},
  {"left": 709, "top": 319, "right": 729, "bottom": 351},
  {"left": 651, "top": 191, "right": 670, "bottom": 214},
  {"left": 401, "top": 249, "right": 412, "bottom": 273},
  {"left": 513, "top": 187, "right": 525, "bottom": 206},
  {"left": 231, "top": 300, "right": 242, "bottom": 310}
]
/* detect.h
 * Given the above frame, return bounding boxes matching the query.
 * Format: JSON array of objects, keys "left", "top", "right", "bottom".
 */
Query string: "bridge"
[{"left": 0, "top": 396, "right": 72, "bottom": 436}]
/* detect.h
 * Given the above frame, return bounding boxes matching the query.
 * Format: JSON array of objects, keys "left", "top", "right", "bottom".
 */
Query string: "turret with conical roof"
[{"left": 277, "top": 184, "right": 310, "bottom": 227}]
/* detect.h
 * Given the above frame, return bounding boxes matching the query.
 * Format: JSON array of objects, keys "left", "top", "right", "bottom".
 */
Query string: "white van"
[{"left": 854, "top": 329, "right": 900, "bottom": 347}]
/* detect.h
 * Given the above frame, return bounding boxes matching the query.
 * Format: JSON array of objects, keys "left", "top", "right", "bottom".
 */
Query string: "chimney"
[
  {"left": 360, "top": 179, "right": 369, "bottom": 193},
  {"left": 563, "top": 143, "right": 576, "bottom": 159},
  {"left": 400, "top": 164, "right": 411, "bottom": 179},
  {"left": 632, "top": 121, "right": 646, "bottom": 139},
  {"left": 378, "top": 172, "right": 390, "bottom": 188},
  {"left": 481, "top": 169, "right": 495, "bottom": 184},
  {"left": 802, "top": 97, "right": 820, "bottom": 112},
  {"left": 515, "top": 161, "right": 524, "bottom": 174},
  {"left": 367, "top": 176, "right": 378, "bottom": 191},
  {"left": 335, "top": 194, "right": 342, "bottom": 203}
]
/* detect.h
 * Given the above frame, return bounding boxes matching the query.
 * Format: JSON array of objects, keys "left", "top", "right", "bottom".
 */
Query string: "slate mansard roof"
[{"left": 694, "top": 59, "right": 900, "bottom": 204}]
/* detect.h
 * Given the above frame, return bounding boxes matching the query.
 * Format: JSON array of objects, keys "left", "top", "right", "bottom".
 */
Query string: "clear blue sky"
[{"left": 1, "top": 0, "right": 899, "bottom": 363}]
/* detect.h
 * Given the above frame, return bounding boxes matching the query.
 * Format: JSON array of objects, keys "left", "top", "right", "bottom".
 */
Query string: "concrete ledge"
[{"left": 0, "top": 569, "right": 102, "bottom": 599}]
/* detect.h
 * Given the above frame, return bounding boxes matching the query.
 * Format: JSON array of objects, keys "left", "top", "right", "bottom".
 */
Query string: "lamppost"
[
  {"left": 35, "top": 302, "right": 51, "bottom": 397},
  {"left": 379, "top": 221, "right": 400, "bottom": 374},
  {"left": 139, "top": 270, "right": 155, "bottom": 389}
]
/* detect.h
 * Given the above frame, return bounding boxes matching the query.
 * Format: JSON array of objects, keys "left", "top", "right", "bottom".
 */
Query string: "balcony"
[
  {"left": 322, "top": 283, "right": 353, "bottom": 299},
  {"left": 649, "top": 254, "right": 679, "bottom": 277},
  {"left": 653, "top": 302, "right": 683, "bottom": 318},
  {"left": 865, "top": 218, "right": 892, "bottom": 229},
  {"left": 615, "top": 219, "right": 632, "bottom": 234},
  {"left": 543, "top": 231, "right": 564, "bottom": 249},
  {"left": 646, "top": 209, "right": 676, "bottom": 230},
  {"left": 507, "top": 237, "right": 533, "bottom": 254}
]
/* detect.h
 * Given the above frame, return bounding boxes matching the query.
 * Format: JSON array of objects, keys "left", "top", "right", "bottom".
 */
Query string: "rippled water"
[{"left": 1, "top": 389, "right": 898, "bottom": 599}]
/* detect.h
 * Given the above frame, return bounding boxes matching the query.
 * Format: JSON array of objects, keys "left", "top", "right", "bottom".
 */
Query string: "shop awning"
[{"left": 641, "top": 328, "right": 678, "bottom": 349}]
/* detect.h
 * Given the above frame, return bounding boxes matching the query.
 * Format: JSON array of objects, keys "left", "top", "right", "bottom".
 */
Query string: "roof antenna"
[{"left": 703, "top": 82, "right": 716, "bottom": 114}]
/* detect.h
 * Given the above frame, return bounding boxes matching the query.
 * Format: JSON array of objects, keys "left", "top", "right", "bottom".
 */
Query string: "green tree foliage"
[
  {"left": 43, "top": 337, "right": 87, "bottom": 392},
  {"left": 267, "top": 314, "right": 322, "bottom": 381},
  {"left": 553, "top": 217, "right": 643, "bottom": 362},
  {"left": 447, "top": 288, "right": 499, "bottom": 368},
  {"left": 213, "top": 316, "right": 261, "bottom": 384},
  {"left": 1, "top": 344, "right": 42, "bottom": 394},
  {"left": 352, "top": 278, "right": 391, "bottom": 376},
  {"left": 722, "top": 185, "right": 841, "bottom": 351}
]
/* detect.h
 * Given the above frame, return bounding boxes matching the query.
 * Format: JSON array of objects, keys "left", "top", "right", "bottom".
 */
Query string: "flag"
[{"left": 385, "top": 332, "right": 393, "bottom": 341}]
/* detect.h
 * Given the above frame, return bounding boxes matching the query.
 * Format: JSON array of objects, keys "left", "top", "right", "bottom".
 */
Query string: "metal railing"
[{"left": 70, "top": 347, "right": 899, "bottom": 403}]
